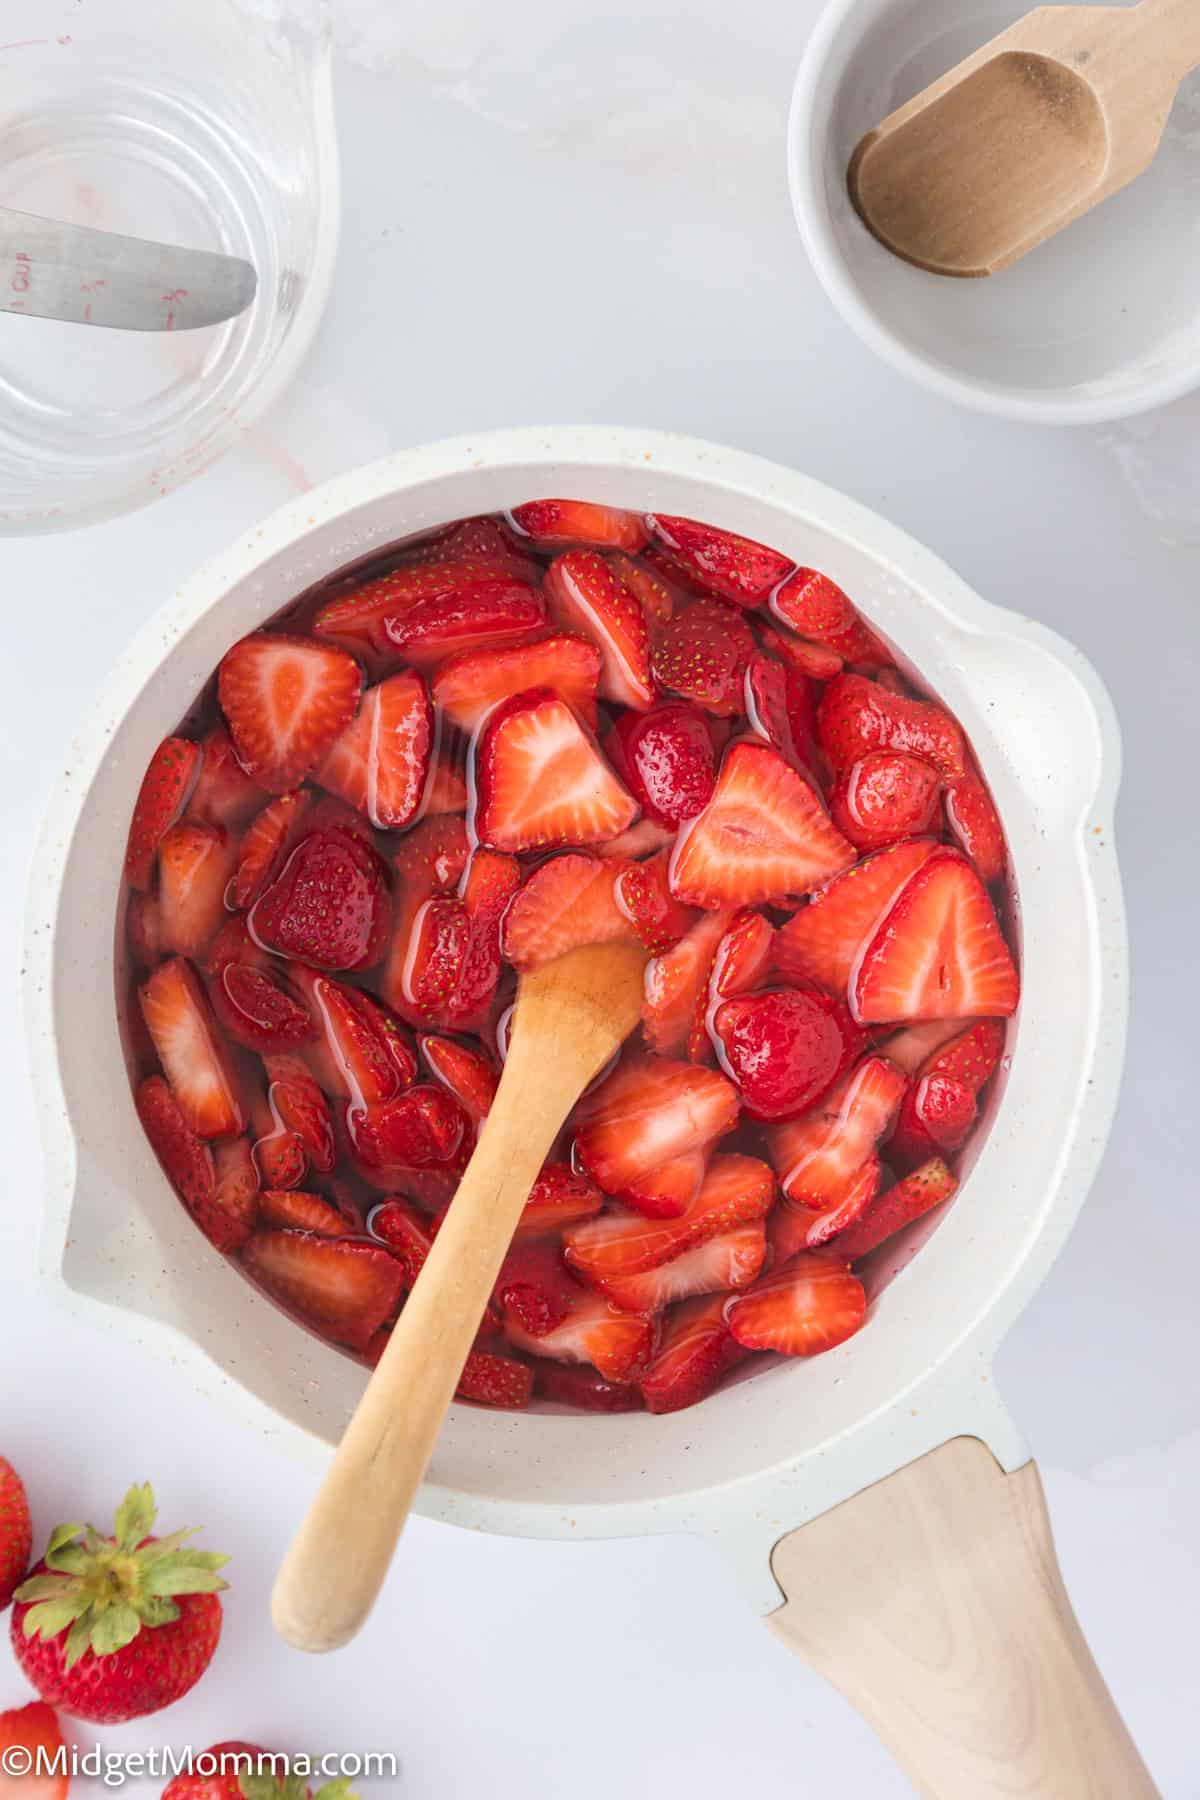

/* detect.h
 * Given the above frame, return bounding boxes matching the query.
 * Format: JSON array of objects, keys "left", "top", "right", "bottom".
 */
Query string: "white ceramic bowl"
[
  {"left": 789, "top": 0, "right": 1200, "bottom": 424},
  {"left": 24, "top": 427, "right": 1126, "bottom": 1612}
]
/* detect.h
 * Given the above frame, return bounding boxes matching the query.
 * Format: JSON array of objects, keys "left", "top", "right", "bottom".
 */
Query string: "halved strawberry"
[
  {"left": 262, "top": 1051, "right": 336, "bottom": 1171},
  {"left": 316, "top": 670, "right": 433, "bottom": 831},
  {"left": 473, "top": 687, "right": 638, "bottom": 853},
  {"left": 124, "top": 737, "right": 202, "bottom": 890},
  {"left": 878, "top": 1017, "right": 975, "bottom": 1074},
  {"left": 590, "top": 1222, "right": 766, "bottom": 1313},
  {"left": 246, "top": 1081, "right": 308, "bottom": 1189},
  {"left": 509, "top": 499, "right": 648, "bottom": 553},
  {"left": 714, "top": 987, "right": 866, "bottom": 1121},
  {"left": 651, "top": 598, "right": 756, "bottom": 716},
  {"left": 614, "top": 851, "right": 698, "bottom": 955},
  {"left": 126, "top": 891, "right": 164, "bottom": 969},
  {"left": 533, "top": 1361, "right": 644, "bottom": 1411},
  {"left": 644, "top": 515, "right": 793, "bottom": 608},
  {"left": 768, "top": 1157, "right": 881, "bottom": 1260},
  {"left": 393, "top": 813, "right": 470, "bottom": 895},
  {"left": 834, "top": 1158, "right": 958, "bottom": 1260},
  {"left": 455, "top": 848, "right": 521, "bottom": 1023},
  {"left": 347, "top": 1084, "right": 468, "bottom": 1188},
  {"left": 249, "top": 827, "right": 392, "bottom": 972},
  {"left": 432, "top": 633, "right": 602, "bottom": 735},
  {"left": 615, "top": 1148, "right": 708, "bottom": 1219},
  {"left": 502, "top": 853, "right": 634, "bottom": 971},
  {"left": 564, "top": 1154, "right": 773, "bottom": 1281},
  {"left": 670, "top": 742, "right": 855, "bottom": 911},
  {"left": 240, "top": 1230, "right": 404, "bottom": 1351},
  {"left": 495, "top": 1238, "right": 583, "bottom": 1337},
  {"left": 890, "top": 1074, "right": 978, "bottom": 1166},
  {"left": 503, "top": 1290, "right": 655, "bottom": 1382},
  {"left": 642, "top": 909, "right": 733, "bottom": 1056},
  {"left": 312, "top": 556, "right": 537, "bottom": 664},
  {"left": 773, "top": 837, "right": 939, "bottom": 995},
  {"left": 385, "top": 578, "right": 547, "bottom": 668},
  {"left": 190, "top": 725, "right": 266, "bottom": 829},
  {"left": 829, "top": 752, "right": 941, "bottom": 851},
  {"left": 419, "top": 1035, "right": 499, "bottom": 1122},
  {"left": 258, "top": 1188, "right": 347, "bottom": 1237},
  {"left": 155, "top": 820, "right": 236, "bottom": 961},
  {"left": 455, "top": 1349, "right": 534, "bottom": 1408},
  {"left": 293, "top": 971, "right": 417, "bottom": 1103},
  {"left": 544, "top": 550, "right": 654, "bottom": 709},
  {"left": 206, "top": 913, "right": 270, "bottom": 976},
  {"left": 210, "top": 962, "right": 316, "bottom": 1053},
  {"left": 606, "top": 552, "right": 680, "bottom": 624},
  {"left": 136, "top": 1073, "right": 216, "bottom": 1221},
  {"left": 945, "top": 766, "right": 1007, "bottom": 883},
  {"left": 743, "top": 653, "right": 826, "bottom": 788},
  {"left": 368, "top": 1196, "right": 435, "bottom": 1283},
  {"left": 597, "top": 818, "right": 675, "bottom": 860},
  {"left": 768, "top": 1054, "right": 905, "bottom": 1209},
  {"left": 727, "top": 1254, "right": 866, "bottom": 1356},
  {"left": 697, "top": 908, "right": 776, "bottom": 1060},
  {"left": 208, "top": 1137, "right": 260, "bottom": 1249},
  {"left": 818, "top": 673, "right": 966, "bottom": 782},
  {"left": 218, "top": 632, "right": 362, "bottom": 794},
  {"left": 638, "top": 1292, "right": 749, "bottom": 1414},
  {"left": 759, "top": 621, "right": 844, "bottom": 682},
  {"left": 605, "top": 702, "right": 716, "bottom": 826},
  {"left": 424, "top": 751, "right": 468, "bottom": 816},
  {"left": 769, "top": 566, "right": 857, "bottom": 640},
  {"left": 515, "top": 1162, "right": 604, "bottom": 1238},
  {"left": 923, "top": 1017, "right": 1006, "bottom": 1089},
  {"left": 575, "top": 1056, "right": 738, "bottom": 1194},
  {"left": 140, "top": 958, "right": 245, "bottom": 1139},
  {"left": 233, "top": 790, "right": 310, "bottom": 911},
  {"left": 852, "top": 850, "right": 1019, "bottom": 1023}
]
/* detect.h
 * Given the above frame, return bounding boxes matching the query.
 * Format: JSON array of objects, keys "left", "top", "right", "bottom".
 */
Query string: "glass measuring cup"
[{"left": 0, "top": 0, "right": 337, "bottom": 533}]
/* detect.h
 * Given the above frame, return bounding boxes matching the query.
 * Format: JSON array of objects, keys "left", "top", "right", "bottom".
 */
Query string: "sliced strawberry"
[
  {"left": 651, "top": 598, "right": 756, "bottom": 716},
  {"left": 432, "top": 633, "right": 601, "bottom": 735},
  {"left": 233, "top": 790, "right": 310, "bottom": 911},
  {"left": 247, "top": 1081, "right": 308, "bottom": 1189},
  {"left": 605, "top": 702, "right": 716, "bottom": 826},
  {"left": 249, "top": 827, "right": 392, "bottom": 972},
  {"left": 768, "top": 1054, "right": 905, "bottom": 1208},
  {"left": 455, "top": 1349, "right": 534, "bottom": 1408},
  {"left": 368, "top": 1196, "right": 435, "bottom": 1283},
  {"left": 818, "top": 673, "right": 966, "bottom": 782},
  {"left": 503, "top": 1291, "right": 655, "bottom": 1382},
  {"left": 502, "top": 853, "right": 634, "bottom": 971},
  {"left": 312, "top": 554, "right": 537, "bottom": 663},
  {"left": 773, "top": 837, "right": 940, "bottom": 995},
  {"left": 140, "top": 957, "right": 245, "bottom": 1139},
  {"left": 125, "top": 736, "right": 202, "bottom": 889},
  {"left": 404, "top": 516, "right": 530, "bottom": 568},
  {"left": 424, "top": 751, "right": 468, "bottom": 816},
  {"left": 258, "top": 1187, "right": 347, "bottom": 1236},
  {"left": 207, "top": 1137, "right": 260, "bottom": 1249},
  {"left": 606, "top": 552, "right": 680, "bottom": 624},
  {"left": 495, "top": 1238, "right": 583, "bottom": 1337},
  {"left": 597, "top": 818, "right": 675, "bottom": 860},
  {"left": 240, "top": 1230, "right": 404, "bottom": 1351},
  {"left": 544, "top": 550, "right": 654, "bottom": 709},
  {"left": 714, "top": 987, "right": 866, "bottom": 1121},
  {"left": 384, "top": 578, "right": 546, "bottom": 668},
  {"left": 293, "top": 971, "right": 417, "bottom": 1103},
  {"left": 155, "top": 820, "right": 236, "bottom": 961},
  {"left": 393, "top": 813, "right": 470, "bottom": 894},
  {"left": 670, "top": 742, "right": 855, "bottom": 911},
  {"left": 614, "top": 851, "right": 698, "bottom": 954},
  {"left": 834, "top": 1158, "right": 958, "bottom": 1260},
  {"left": 768, "top": 1157, "right": 882, "bottom": 1260},
  {"left": 574, "top": 1057, "right": 739, "bottom": 1194},
  {"left": 533, "top": 1361, "right": 644, "bottom": 1411},
  {"left": 923, "top": 1018, "right": 1006, "bottom": 1089},
  {"left": 420, "top": 1034, "right": 499, "bottom": 1122},
  {"left": 347, "top": 1084, "right": 468, "bottom": 1188},
  {"left": 879, "top": 1017, "right": 976, "bottom": 1074},
  {"left": 387, "top": 896, "right": 469, "bottom": 1029},
  {"left": 455, "top": 848, "right": 521, "bottom": 1023},
  {"left": 727, "top": 1253, "right": 866, "bottom": 1356},
  {"left": 218, "top": 632, "right": 362, "bottom": 794},
  {"left": 852, "top": 850, "right": 1019, "bottom": 1023},
  {"left": 639, "top": 1292, "right": 749, "bottom": 1414},
  {"left": 136, "top": 1072, "right": 216, "bottom": 1221},
  {"left": 473, "top": 687, "right": 638, "bottom": 853},
  {"left": 210, "top": 962, "right": 316, "bottom": 1052},
  {"left": 316, "top": 670, "right": 433, "bottom": 831},
  {"left": 890, "top": 1074, "right": 978, "bottom": 1166},
  {"left": 829, "top": 752, "right": 941, "bottom": 851},
  {"left": 743, "top": 653, "right": 826, "bottom": 788},
  {"left": 759, "top": 621, "right": 844, "bottom": 682},
  {"left": 615, "top": 1148, "right": 708, "bottom": 1219},
  {"left": 945, "top": 766, "right": 1007, "bottom": 883},
  {"left": 642, "top": 909, "right": 733, "bottom": 1056},
  {"left": 564, "top": 1153, "right": 773, "bottom": 1281},
  {"left": 769, "top": 566, "right": 857, "bottom": 640},
  {"left": 126, "top": 890, "right": 164, "bottom": 969},
  {"left": 515, "top": 1162, "right": 604, "bottom": 1238},
  {"left": 262, "top": 1051, "right": 336, "bottom": 1171},
  {"left": 591, "top": 1222, "right": 766, "bottom": 1313},
  {"left": 644, "top": 515, "right": 793, "bottom": 608},
  {"left": 697, "top": 907, "right": 776, "bottom": 1060},
  {"left": 206, "top": 912, "right": 270, "bottom": 976},
  {"left": 509, "top": 499, "right": 648, "bottom": 553},
  {"left": 190, "top": 725, "right": 266, "bottom": 829}
]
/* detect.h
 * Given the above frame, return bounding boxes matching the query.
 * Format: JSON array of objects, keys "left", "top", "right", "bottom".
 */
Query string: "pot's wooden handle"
[{"left": 768, "top": 1437, "right": 1158, "bottom": 1798}]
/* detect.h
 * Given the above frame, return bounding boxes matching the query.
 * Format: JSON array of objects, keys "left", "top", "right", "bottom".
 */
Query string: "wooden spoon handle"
[
  {"left": 768, "top": 1438, "right": 1158, "bottom": 1797},
  {"left": 1138, "top": 0, "right": 1200, "bottom": 75},
  {"left": 271, "top": 1033, "right": 588, "bottom": 1654}
]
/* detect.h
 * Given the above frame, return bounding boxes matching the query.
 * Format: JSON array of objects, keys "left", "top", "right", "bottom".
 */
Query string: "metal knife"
[{"left": 0, "top": 206, "right": 258, "bottom": 331}]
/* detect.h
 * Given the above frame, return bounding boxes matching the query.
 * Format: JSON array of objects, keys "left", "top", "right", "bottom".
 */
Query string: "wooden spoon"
[
  {"left": 271, "top": 938, "right": 648, "bottom": 1653},
  {"left": 849, "top": 0, "right": 1200, "bottom": 278}
]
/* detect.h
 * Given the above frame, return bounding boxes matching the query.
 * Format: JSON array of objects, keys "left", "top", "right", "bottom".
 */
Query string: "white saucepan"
[{"left": 24, "top": 428, "right": 1151, "bottom": 1796}]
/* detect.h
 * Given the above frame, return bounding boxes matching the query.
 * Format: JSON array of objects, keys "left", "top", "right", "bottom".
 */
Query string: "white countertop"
[{"left": 2, "top": 2, "right": 1198, "bottom": 1793}]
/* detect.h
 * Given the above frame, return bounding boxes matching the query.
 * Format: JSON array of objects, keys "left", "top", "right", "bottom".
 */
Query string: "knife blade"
[{"left": 0, "top": 206, "right": 258, "bottom": 331}]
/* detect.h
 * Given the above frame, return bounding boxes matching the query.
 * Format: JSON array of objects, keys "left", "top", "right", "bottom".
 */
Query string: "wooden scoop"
[
  {"left": 271, "top": 938, "right": 648, "bottom": 1653},
  {"left": 849, "top": 0, "right": 1200, "bottom": 277}
]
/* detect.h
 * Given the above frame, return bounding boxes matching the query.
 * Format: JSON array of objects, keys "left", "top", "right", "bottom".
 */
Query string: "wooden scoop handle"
[{"left": 768, "top": 1438, "right": 1158, "bottom": 1797}]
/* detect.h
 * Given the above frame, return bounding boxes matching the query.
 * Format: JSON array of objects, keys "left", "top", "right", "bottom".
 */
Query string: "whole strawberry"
[
  {"left": 162, "top": 1743, "right": 358, "bottom": 1800},
  {"left": 11, "top": 1483, "right": 228, "bottom": 1723},
  {"left": 0, "top": 1457, "right": 32, "bottom": 1611}
]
